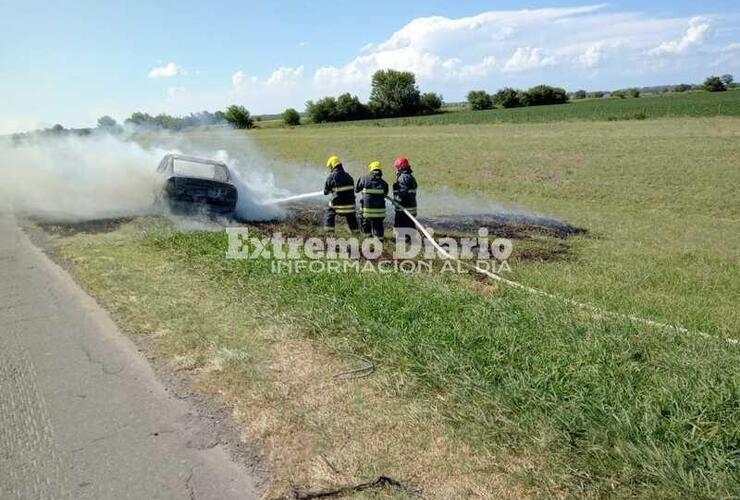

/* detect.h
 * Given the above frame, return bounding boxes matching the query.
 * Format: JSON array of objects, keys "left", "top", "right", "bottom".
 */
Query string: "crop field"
[
  {"left": 43, "top": 114, "right": 740, "bottom": 498},
  {"left": 301, "top": 89, "right": 740, "bottom": 127}
]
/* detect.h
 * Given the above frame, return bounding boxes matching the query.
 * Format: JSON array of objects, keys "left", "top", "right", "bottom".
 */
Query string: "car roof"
[{"left": 164, "top": 153, "right": 228, "bottom": 168}]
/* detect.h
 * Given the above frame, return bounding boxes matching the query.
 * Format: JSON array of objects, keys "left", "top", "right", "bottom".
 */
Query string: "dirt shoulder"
[{"left": 22, "top": 219, "right": 270, "bottom": 496}]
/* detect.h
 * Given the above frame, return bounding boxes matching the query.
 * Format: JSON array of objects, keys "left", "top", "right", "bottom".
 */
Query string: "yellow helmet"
[
  {"left": 326, "top": 156, "right": 341, "bottom": 169},
  {"left": 368, "top": 161, "right": 382, "bottom": 172}
]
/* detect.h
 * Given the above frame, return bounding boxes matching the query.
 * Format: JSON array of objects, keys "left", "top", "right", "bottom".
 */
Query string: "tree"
[
  {"left": 672, "top": 84, "right": 691, "bottom": 93},
  {"left": 97, "top": 115, "right": 117, "bottom": 129},
  {"left": 720, "top": 74, "right": 734, "bottom": 88},
  {"left": 419, "top": 92, "right": 443, "bottom": 114},
  {"left": 282, "top": 108, "right": 301, "bottom": 126},
  {"left": 368, "top": 69, "right": 421, "bottom": 118},
  {"left": 703, "top": 76, "right": 726, "bottom": 92},
  {"left": 573, "top": 90, "right": 587, "bottom": 100},
  {"left": 223, "top": 105, "right": 254, "bottom": 129},
  {"left": 335, "top": 93, "right": 370, "bottom": 121},
  {"left": 628, "top": 88, "right": 641, "bottom": 98},
  {"left": 493, "top": 87, "right": 522, "bottom": 108},
  {"left": 467, "top": 90, "right": 493, "bottom": 110},
  {"left": 520, "top": 85, "right": 569, "bottom": 106},
  {"left": 125, "top": 111, "right": 155, "bottom": 127},
  {"left": 305, "top": 97, "right": 338, "bottom": 123},
  {"left": 589, "top": 91, "right": 606, "bottom": 98},
  {"left": 611, "top": 90, "right": 626, "bottom": 99}
]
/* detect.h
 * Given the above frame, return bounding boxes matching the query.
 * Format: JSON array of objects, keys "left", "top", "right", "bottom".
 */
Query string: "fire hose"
[{"left": 385, "top": 196, "right": 738, "bottom": 346}]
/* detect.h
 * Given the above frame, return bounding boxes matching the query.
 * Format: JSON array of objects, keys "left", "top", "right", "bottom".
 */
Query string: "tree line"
[
  {"left": 467, "top": 85, "right": 569, "bottom": 110},
  {"left": 302, "top": 69, "right": 443, "bottom": 124},
  {"left": 21, "top": 72, "right": 736, "bottom": 137},
  {"left": 123, "top": 110, "right": 226, "bottom": 131}
]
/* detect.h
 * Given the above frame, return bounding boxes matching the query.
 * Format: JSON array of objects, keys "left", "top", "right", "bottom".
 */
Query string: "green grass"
[
  {"left": 249, "top": 117, "right": 740, "bottom": 340},
  {"left": 58, "top": 220, "right": 740, "bottom": 497},
  {"left": 301, "top": 90, "right": 740, "bottom": 127}
]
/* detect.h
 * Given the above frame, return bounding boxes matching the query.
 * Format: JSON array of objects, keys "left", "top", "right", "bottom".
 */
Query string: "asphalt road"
[{"left": 0, "top": 212, "right": 258, "bottom": 500}]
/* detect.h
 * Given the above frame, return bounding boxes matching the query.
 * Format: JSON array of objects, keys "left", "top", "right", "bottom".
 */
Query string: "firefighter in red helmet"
[{"left": 392, "top": 157, "right": 418, "bottom": 232}]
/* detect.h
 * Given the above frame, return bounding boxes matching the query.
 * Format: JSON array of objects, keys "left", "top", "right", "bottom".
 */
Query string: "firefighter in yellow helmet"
[
  {"left": 355, "top": 161, "right": 388, "bottom": 238},
  {"left": 323, "top": 156, "right": 359, "bottom": 232}
]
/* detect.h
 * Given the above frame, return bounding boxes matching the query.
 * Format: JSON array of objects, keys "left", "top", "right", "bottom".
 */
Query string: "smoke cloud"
[
  {"left": 0, "top": 128, "right": 570, "bottom": 232},
  {"left": 0, "top": 131, "right": 308, "bottom": 223},
  {"left": 0, "top": 134, "right": 162, "bottom": 220}
]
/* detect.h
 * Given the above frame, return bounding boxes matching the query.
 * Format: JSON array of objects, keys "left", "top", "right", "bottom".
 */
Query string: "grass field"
[
  {"left": 250, "top": 117, "right": 740, "bottom": 339},
  {"left": 283, "top": 90, "right": 740, "bottom": 127},
  {"left": 45, "top": 113, "right": 740, "bottom": 497}
]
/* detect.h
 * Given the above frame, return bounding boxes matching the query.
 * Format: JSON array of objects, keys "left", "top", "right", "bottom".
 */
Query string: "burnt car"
[{"left": 156, "top": 154, "right": 239, "bottom": 215}]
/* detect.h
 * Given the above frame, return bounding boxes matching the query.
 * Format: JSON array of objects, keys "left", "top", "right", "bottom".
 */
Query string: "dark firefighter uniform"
[
  {"left": 392, "top": 157, "right": 418, "bottom": 230},
  {"left": 323, "top": 156, "right": 359, "bottom": 232},
  {"left": 355, "top": 161, "right": 388, "bottom": 238}
]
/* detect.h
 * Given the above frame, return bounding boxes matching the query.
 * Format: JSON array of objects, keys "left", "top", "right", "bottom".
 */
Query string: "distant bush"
[
  {"left": 305, "top": 97, "right": 337, "bottom": 123},
  {"left": 419, "top": 92, "right": 443, "bottom": 114},
  {"left": 306, "top": 93, "right": 369, "bottom": 123},
  {"left": 672, "top": 84, "right": 692, "bottom": 93},
  {"left": 96, "top": 115, "right": 123, "bottom": 134},
  {"left": 223, "top": 105, "right": 254, "bottom": 129},
  {"left": 97, "top": 115, "right": 116, "bottom": 129},
  {"left": 124, "top": 110, "right": 225, "bottom": 131},
  {"left": 573, "top": 90, "right": 587, "bottom": 100},
  {"left": 611, "top": 91, "right": 626, "bottom": 99},
  {"left": 703, "top": 76, "right": 727, "bottom": 92},
  {"left": 282, "top": 108, "right": 301, "bottom": 126},
  {"left": 493, "top": 87, "right": 523, "bottom": 108},
  {"left": 589, "top": 91, "right": 606, "bottom": 98},
  {"left": 467, "top": 90, "right": 494, "bottom": 110},
  {"left": 336, "top": 93, "right": 371, "bottom": 121},
  {"left": 520, "top": 85, "right": 569, "bottom": 106},
  {"left": 628, "top": 88, "right": 641, "bottom": 98}
]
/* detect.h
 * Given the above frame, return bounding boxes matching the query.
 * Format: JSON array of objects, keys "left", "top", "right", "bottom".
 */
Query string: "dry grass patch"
[{"left": 217, "top": 333, "right": 538, "bottom": 499}]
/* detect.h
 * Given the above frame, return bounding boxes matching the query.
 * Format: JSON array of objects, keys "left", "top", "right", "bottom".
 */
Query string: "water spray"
[{"left": 264, "top": 191, "right": 325, "bottom": 205}]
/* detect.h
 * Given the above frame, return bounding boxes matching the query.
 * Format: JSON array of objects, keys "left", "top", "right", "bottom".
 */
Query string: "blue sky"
[{"left": 1, "top": 1, "right": 739, "bottom": 133}]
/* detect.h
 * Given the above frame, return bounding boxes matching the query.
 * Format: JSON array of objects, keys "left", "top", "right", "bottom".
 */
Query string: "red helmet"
[{"left": 393, "top": 157, "right": 410, "bottom": 170}]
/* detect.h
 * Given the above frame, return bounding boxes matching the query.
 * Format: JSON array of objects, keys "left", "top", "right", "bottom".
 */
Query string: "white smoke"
[
  {"left": 0, "top": 134, "right": 162, "bottom": 220},
  {"left": 0, "top": 131, "right": 310, "bottom": 223},
  {"left": 0, "top": 128, "right": 569, "bottom": 230}
]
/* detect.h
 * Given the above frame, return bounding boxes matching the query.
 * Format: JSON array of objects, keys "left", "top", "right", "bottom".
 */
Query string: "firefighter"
[
  {"left": 392, "top": 156, "right": 418, "bottom": 233},
  {"left": 323, "top": 156, "right": 359, "bottom": 233},
  {"left": 355, "top": 161, "right": 388, "bottom": 238}
]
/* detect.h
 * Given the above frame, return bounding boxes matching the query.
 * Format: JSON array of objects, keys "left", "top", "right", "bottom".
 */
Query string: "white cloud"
[
  {"left": 148, "top": 62, "right": 186, "bottom": 79},
  {"left": 649, "top": 16, "right": 710, "bottom": 55},
  {"left": 578, "top": 44, "right": 604, "bottom": 68},
  {"left": 503, "top": 47, "right": 557, "bottom": 72},
  {"left": 267, "top": 66, "right": 305, "bottom": 85},
  {"left": 233, "top": 66, "right": 305, "bottom": 89},
  {"left": 230, "top": 66, "right": 308, "bottom": 111},
  {"left": 304, "top": 5, "right": 710, "bottom": 92}
]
